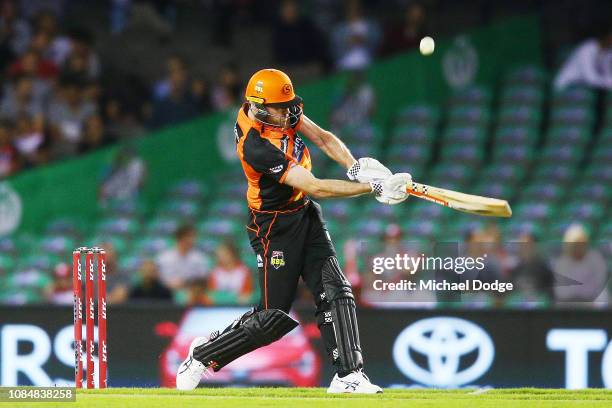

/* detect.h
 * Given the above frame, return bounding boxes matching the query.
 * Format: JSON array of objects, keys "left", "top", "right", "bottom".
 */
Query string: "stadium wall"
[{"left": 1, "top": 305, "right": 610, "bottom": 389}]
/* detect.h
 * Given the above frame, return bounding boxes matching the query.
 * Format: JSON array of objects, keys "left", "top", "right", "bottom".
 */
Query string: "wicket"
[{"left": 72, "top": 246, "right": 107, "bottom": 389}]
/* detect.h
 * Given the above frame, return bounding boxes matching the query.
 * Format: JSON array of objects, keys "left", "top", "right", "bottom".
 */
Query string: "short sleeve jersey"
[{"left": 235, "top": 104, "right": 312, "bottom": 210}]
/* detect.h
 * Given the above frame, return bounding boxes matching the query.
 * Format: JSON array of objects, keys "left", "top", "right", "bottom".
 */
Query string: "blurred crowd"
[
  {"left": 0, "top": 0, "right": 609, "bottom": 178},
  {"left": 0, "top": 0, "right": 430, "bottom": 179},
  {"left": 355, "top": 222, "right": 610, "bottom": 309},
  {"left": 0, "top": 0, "right": 173, "bottom": 177},
  {"left": 0, "top": 3, "right": 106, "bottom": 175},
  {"left": 46, "top": 224, "right": 255, "bottom": 307},
  {"left": 42, "top": 220, "right": 610, "bottom": 310}
]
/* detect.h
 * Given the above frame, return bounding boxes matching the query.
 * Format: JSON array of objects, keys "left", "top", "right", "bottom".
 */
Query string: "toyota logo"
[{"left": 392, "top": 317, "right": 494, "bottom": 387}]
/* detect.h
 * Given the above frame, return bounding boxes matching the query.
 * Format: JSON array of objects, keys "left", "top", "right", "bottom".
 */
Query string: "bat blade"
[{"left": 407, "top": 182, "right": 512, "bottom": 218}]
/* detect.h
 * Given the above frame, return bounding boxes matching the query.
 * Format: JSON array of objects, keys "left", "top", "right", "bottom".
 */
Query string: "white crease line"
[{"left": 469, "top": 388, "right": 493, "bottom": 395}]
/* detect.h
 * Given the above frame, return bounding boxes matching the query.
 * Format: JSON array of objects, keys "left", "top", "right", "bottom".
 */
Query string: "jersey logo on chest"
[
  {"left": 280, "top": 136, "right": 289, "bottom": 154},
  {"left": 293, "top": 136, "right": 305, "bottom": 162}
]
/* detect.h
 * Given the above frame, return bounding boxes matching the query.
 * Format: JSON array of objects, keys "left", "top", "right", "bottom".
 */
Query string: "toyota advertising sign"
[{"left": 392, "top": 317, "right": 495, "bottom": 387}]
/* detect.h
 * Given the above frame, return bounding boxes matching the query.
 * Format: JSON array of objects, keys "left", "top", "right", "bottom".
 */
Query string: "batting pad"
[
  {"left": 322, "top": 256, "right": 364, "bottom": 372},
  {"left": 193, "top": 308, "right": 298, "bottom": 371}
]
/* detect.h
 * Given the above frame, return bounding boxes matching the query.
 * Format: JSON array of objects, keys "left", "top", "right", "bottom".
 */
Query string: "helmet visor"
[{"left": 250, "top": 100, "right": 303, "bottom": 129}]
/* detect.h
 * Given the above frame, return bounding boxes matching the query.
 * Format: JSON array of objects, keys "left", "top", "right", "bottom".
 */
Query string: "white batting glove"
[
  {"left": 347, "top": 157, "right": 392, "bottom": 183},
  {"left": 370, "top": 173, "right": 412, "bottom": 205}
]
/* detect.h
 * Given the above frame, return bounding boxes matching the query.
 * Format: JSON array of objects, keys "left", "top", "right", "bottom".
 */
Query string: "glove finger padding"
[
  {"left": 347, "top": 157, "right": 392, "bottom": 183},
  {"left": 371, "top": 172, "right": 412, "bottom": 205},
  {"left": 374, "top": 186, "right": 408, "bottom": 205},
  {"left": 387, "top": 172, "right": 412, "bottom": 191}
]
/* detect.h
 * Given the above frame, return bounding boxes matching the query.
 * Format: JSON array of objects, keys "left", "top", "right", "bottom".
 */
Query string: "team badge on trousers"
[{"left": 271, "top": 251, "right": 285, "bottom": 269}]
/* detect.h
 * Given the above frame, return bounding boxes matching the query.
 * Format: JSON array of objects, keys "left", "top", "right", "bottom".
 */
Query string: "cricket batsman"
[{"left": 176, "top": 69, "right": 411, "bottom": 393}]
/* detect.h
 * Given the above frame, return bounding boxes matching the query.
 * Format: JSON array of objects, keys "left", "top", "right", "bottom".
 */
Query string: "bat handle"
[{"left": 406, "top": 181, "right": 425, "bottom": 193}]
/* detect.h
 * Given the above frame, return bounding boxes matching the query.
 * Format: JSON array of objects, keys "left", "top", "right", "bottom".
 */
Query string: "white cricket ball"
[{"left": 419, "top": 36, "right": 435, "bottom": 56}]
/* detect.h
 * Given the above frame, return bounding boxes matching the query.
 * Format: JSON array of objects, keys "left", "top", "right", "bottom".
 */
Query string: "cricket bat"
[{"left": 406, "top": 181, "right": 512, "bottom": 217}]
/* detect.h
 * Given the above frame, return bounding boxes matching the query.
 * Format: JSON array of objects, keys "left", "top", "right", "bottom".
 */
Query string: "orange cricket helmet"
[
  {"left": 245, "top": 68, "right": 302, "bottom": 107},
  {"left": 245, "top": 69, "right": 303, "bottom": 129}
]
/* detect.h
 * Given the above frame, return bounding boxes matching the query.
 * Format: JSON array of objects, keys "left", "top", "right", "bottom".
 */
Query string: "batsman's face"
[{"left": 266, "top": 106, "right": 291, "bottom": 129}]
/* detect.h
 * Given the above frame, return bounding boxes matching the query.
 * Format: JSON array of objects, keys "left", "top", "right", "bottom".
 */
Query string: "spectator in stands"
[
  {"left": 99, "top": 143, "right": 146, "bottom": 203},
  {"left": 361, "top": 224, "right": 407, "bottom": 305},
  {"left": 509, "top": 231, "right": 554, "bottom": 305},
  {"left": 381, "top": 2, "right": 428, "bottom": 57},
  {"left": 148, "top": 61, "right": 199, "bottom": 129},
  {"left": 65, "top": 27, "right": 100, "bottom": 80},
  {"left": 61, "top": 53, "right": 92, "bottom": 82},
  {"left": 110, "top": 0, "right": 131, "bottom": 35},
  {"left": 156, "top": 225, "right": 210, "bottom": 290},
  {"left": 101, "top": 241, "right": 130, "bottom": 304},
  {"left": 13, "top": 113, "right": 47, "bottom": 167},
  {"left": 272, "top": 0, "right": 326, "bottom": 70},
  {"left": 554, "top": 29, "right": 612, "bottom": 91},
  {"left": 361, "top": 224, "right": 436, "bottom": 307},
  {"left": 33, "top": 10, "right": 71, "bottom": 66},
  {"left": 330, "top": 69, "right": 375, "bottom": 130},
  {"left": 482, "top": 223, "right": 517, "bottom": 279},
  {"left": 4, "top": 46, "right": 54, "bottom": 101},
  {"left": 553, "top": 223, "right": 609, "bottom": 306},
  {"left": 0, "top": 0, "right": 31, "bottom": 57},
  {"left": 7, "top": 48, "right": 58, "bottom": 80},
  {"left": 208, "top": 241, "right": 253, "bottom": 304},
  {"left": 463, "top": 228, "right": 504, "bottom": 284},
  {"left": 340, "top": 239, "right": 362, "bottom": 295},
  {"left": 185, "top": 277, "right": 213, "bottom": 306},
  {"left": 0, "top": 121, "right": 18, "bottom": 177},
  {"left": 0, "top": 75, "right": 45, "bottom": 121},
  {"left": 28, "top": 29, "right": 53, "bottom": 63},
  {"left": 48, "top": 75, "right": 97, "bottom": 158},
  {"left": 153, "top": 55, "right": 186, "bottom": 101},
  {"left": 211, "top": 64, "right": 241, "bottom": 112},
  {"left": 44, "top": 262, "right": 73, "bottom": 305},
  {"left": 103, "top": 96, "right": 146, "bottom": 141},
  {"left": 80, "top": 114, "right": 108, "bottom": 153},
  {"left": 191, "top": 77, "right": 212, "bottom": 114},
  {"left": 330, "top": 0, "right": 380, "bottom": 71},
  {"left": 129, "top": 259, "right": 173, "bottom": 301}
]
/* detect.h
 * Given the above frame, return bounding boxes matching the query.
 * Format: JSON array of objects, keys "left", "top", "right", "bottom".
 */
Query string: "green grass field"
[{"left": 2, "top": 387, "right": 612, "bottom": 407}]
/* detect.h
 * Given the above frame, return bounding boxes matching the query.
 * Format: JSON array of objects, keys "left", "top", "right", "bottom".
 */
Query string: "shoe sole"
[{"left": 327, "top": 388, "right": 383, "bottom": 394}]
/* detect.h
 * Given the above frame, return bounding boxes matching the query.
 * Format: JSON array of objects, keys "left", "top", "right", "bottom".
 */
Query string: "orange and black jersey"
[{"left": 235, "top": 104, "right": 312, "bottom": 211}]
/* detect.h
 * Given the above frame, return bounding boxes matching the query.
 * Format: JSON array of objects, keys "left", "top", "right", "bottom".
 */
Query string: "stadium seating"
[{"left": 1, "top": 65, "right": 611, "bottom": 305}]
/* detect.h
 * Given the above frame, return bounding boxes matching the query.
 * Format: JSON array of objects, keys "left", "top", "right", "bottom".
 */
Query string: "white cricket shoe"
[
  {"left": 327, "top": 370, "right": 383, "bottom": 394},
  {"left": 176, "top": 337, "right": 213, "bottom": 390}
]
